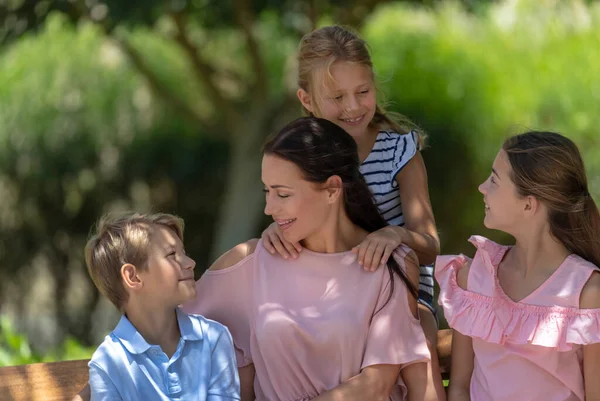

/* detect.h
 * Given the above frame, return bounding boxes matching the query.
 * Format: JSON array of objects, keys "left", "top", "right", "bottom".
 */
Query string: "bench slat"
[{"left": 0, "top": 359, "right": 89, "bottom": 401}]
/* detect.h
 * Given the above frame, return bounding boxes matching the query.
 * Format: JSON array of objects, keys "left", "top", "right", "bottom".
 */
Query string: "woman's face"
[{"left": 262, "top": 154, "right": 334, "bottom": 244}]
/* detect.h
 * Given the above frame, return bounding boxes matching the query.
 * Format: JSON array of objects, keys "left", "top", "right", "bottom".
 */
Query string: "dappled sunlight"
[
  {"left": 0, "top": 359, "right": 89, "bottom": 401},
  {"left": 0, "top": 0, "right": 598, "bottom": 372}
]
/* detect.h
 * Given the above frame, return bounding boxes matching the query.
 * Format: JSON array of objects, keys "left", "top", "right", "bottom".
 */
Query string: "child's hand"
[
  {"left": 261, "top": 222, "right": 302, "bottom": 259},
  {"left": 353, "top": 226, "right": 405, "bottom": 271}
]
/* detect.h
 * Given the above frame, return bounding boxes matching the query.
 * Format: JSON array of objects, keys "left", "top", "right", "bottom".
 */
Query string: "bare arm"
[
  {"left": 580, "top": 272, "right": 600, "bottom": 400},
  {"left": 583, "top": 343, "right": 600, "bottom": 401},
  {"left": 311, "top": 364, "right": 401, "bottom": 401},
  {"left": 313, "top": 251, "right": 435, "bottom": 401},
  {"left": 209, "top": 239, "right": 259, "bottom": 271},
  {"left": 238, "top": 364, "right": 255, "bottom": 401},
  {"left": 447, "top": 260, "right": 473, "bottom": 401},
  {"left": 395, "top": 152, "right": 439, "bottom": 265},
  {"left": 401, "top": 360, "right": 438, "bottom": 401},
  {"left": 402, "top": 251, "right": 440, "bottom": 401},
  {"left": 447, "top": 331, "right": 473, "bottom": 401}
]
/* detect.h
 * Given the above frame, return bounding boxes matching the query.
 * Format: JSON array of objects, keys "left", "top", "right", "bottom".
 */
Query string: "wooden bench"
[{"left": 0, "top": 330, "right": 453, "bottom": 400}]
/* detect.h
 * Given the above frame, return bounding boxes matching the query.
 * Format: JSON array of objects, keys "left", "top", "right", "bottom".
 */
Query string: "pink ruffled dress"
[
  {"left": 435, "top": 236, "right": 600, "bottom": 401},
  {"left": 183, "top": 241, "right": 430, "bottom": 401}
]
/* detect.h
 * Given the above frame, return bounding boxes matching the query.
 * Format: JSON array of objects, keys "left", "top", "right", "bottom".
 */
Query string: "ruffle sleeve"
[{"left": 435, "top": 236, "right": 600, "bottom": 351}]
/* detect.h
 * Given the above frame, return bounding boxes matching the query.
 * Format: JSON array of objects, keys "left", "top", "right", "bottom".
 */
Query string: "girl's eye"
[
  {"left": 490, "top": 176, "right": 496, "bottom": 184},
  {"left": 334, "top": 95, "right": 343, "bottom": 101},
  {"left": 359, "top": 89, "right": 369, "bottom": 94},
  {"left": 278, "top": 194, "right": 290, "bottom": 199},
  {"left": 167, "top": 251, "right": 176, "bottom": 257}
]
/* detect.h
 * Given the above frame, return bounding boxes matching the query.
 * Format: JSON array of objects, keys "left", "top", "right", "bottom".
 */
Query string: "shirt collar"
[
  {"left": 113, "top": 308, "right": 203, "bottom": 355},
  {"left": 176, "top": 307, "right": 204, "bottom": 342}
]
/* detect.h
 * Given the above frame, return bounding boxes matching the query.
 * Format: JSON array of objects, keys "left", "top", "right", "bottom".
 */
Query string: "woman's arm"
[
  {"left": 313, "top": 251, "right": 437, "bottom": 401},
  {"left": 401, "top": 360, "right": 438, "bottom": 401},
  {"left": 395, "top": 152, "right": 440, "bottom": 265},
  {"left": 311, "top": 364, "right": 401, "bottom": 401},
  {"left": 208, "top": 239, "right": 259, "bottom": 271}
]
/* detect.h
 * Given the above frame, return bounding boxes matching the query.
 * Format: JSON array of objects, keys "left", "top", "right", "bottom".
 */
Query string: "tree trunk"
[
  {"left": 209, "top": 121, "right": 265, "bottom": 259},
  {"left": 210, "top": 98, "right": 299, "bottom": 260}
]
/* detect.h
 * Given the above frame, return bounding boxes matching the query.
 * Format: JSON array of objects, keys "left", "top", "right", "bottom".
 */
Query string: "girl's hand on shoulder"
[
  {"left": 261, "top": 221, "right": 302, "bottom": 259},
  {"left": 353, "top": 226, "right": 406, "bottom": 272}
]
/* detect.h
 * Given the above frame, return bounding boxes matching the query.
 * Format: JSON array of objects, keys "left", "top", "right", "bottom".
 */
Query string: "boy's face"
[{"left": 138, "top": 224, "right": 197, "bottom": 307}]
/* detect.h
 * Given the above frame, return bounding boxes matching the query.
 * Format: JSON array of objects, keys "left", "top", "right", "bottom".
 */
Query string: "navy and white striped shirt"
[{"left": 359, "top": 130, "right": 436, "bottom": 307}]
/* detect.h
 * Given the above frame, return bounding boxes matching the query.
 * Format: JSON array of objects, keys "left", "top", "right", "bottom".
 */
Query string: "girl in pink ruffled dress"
[{"left": 435, "top": 131, "right": 600, "bottom": 401}]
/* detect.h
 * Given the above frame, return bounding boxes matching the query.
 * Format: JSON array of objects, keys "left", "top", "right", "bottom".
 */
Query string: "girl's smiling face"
[{"left": 298, "top": 61, "right": 377, "bottom": 140}]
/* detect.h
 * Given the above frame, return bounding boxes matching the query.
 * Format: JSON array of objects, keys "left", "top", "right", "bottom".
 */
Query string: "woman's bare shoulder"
[{"left": 208, "top": 239, "right": 260, "bottom": 271}]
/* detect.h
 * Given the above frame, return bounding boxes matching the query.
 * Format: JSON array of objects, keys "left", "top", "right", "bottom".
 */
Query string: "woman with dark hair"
[
  {"left": 437, "top": 131, "right": 600, "bottom": 401},
  {"left": 184, "top": 117, "right": 438, "bottom": 401}
]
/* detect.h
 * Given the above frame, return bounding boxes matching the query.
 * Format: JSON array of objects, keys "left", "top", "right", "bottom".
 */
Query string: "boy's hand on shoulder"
[{"left": 209, "top": 239, "right": 260, "bottom": 271}]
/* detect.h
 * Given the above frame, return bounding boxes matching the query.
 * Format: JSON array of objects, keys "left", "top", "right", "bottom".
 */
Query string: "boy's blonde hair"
[
  {"left": 85, "top": 212, "right": 185, "bottom": 312},
  {"left": 297, "top": 25, "right": 426, "bottom": 148}
]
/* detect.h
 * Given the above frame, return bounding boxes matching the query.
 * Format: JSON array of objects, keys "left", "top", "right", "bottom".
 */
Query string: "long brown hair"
[
  {"left": 263, "top": 117, "right": 419, "bottom": 300},
  {"left": 297, "top": 25, "right": 426, "bottom": 148},
  {"left": 503, "top": 131, "right": 600, "bottom": 266}
]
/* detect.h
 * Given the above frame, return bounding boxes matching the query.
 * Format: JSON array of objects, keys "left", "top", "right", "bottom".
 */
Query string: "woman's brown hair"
[{"left": 264, "top": 117, "right": 419, "bottom": 302}]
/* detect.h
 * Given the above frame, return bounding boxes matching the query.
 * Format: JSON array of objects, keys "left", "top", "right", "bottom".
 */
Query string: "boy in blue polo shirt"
[{"left": 84, "top": 212, "right": 240, "bottom": 400}]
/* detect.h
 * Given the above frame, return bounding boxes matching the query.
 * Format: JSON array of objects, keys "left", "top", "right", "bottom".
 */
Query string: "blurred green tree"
[{"left": 1, "top": 0, "right": 416, "bottom": 262}]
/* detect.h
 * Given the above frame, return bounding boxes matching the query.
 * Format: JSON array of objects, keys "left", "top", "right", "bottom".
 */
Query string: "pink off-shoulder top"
[
  {"left": 436, "top": 236, "right": 600, "bottom": 401},
  {"left": 184, "top": 240, "right": 430, "bottom": 401}
]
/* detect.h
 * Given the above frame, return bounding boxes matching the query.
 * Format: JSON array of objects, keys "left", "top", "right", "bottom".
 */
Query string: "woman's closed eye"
[{"left": 263, "top": 188, "right": 290, "bottom": 199}]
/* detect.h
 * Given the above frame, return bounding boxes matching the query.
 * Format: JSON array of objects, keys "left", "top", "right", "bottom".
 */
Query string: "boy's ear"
[
  {"left": 297, "top": 88, "right": 314, "bottom": 113},
  {"left": 121, "top": 263, "right": 143, "bottom": 290}
]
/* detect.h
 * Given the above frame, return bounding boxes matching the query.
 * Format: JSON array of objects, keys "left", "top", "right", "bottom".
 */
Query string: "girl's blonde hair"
[{"left": 297, "top": 25, "right": 426, "bottom": 148}]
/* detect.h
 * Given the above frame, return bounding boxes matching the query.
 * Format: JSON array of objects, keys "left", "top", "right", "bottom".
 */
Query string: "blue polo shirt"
[{"left": 88, "top": 308, "right": 240, "bottom": 400}]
